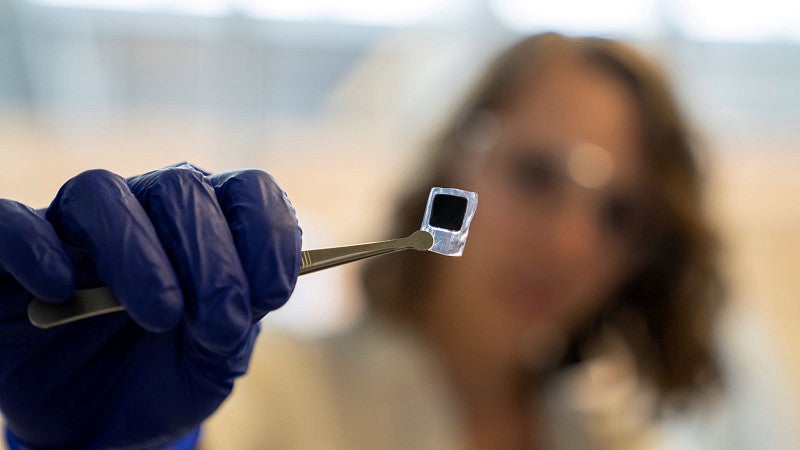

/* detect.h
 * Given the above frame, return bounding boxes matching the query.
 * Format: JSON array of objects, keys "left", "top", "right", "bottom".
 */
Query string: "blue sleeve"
[{"left": 5, "top": 426, "right": 201, "bottom": 450}]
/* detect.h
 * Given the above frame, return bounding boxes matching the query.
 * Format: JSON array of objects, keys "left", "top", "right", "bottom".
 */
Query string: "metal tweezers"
[{"left": 27, "top": 230, "right": 434, "bottom": 329}]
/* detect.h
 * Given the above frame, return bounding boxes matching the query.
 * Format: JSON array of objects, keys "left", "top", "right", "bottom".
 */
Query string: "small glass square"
[{"left": 420, "top": 187, "right": 478, "bottom": 256}]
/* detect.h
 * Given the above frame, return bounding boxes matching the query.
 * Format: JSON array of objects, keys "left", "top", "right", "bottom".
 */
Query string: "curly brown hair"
[{"left": 361, "top": 32, "right": 723, "bottom": 396}]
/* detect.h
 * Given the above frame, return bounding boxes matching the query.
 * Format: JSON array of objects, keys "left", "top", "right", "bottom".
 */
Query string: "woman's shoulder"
[
  {"left": 201, "top": 326, "right": 343, "bottom": 449},
  {"left": 202, "top": 317, "right": 461, "bottom": 450}
]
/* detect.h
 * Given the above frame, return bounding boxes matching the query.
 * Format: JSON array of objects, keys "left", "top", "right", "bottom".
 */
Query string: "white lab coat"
[{"left": 201, "top": 315, "right": 664, "bottom": 450}]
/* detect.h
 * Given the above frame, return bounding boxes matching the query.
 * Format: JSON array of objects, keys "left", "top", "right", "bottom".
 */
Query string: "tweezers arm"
[
  {"left": 299, "top": 230, "right": 432, "bottom": 275},
  {"left": 27, "top": 231, "right": 433, "bottom": 329}
]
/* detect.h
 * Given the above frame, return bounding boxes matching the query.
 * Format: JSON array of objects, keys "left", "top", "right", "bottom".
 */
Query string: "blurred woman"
[{"left": 204, "top": 32, "right": 723, "bottom": 450}]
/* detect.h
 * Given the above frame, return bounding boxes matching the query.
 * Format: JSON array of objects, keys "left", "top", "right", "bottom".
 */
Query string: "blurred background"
[{"left": 0, "top": 0, "right": 797, "bottom": 427}]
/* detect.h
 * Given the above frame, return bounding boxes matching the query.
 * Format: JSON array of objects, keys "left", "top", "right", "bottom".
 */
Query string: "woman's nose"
[{"left": 552, "top": 199, "right": 603, "bottom": 265}]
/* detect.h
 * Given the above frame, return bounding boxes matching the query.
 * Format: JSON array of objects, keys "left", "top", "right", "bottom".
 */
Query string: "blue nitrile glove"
[{"left": 0, "top": 163, "right": 301, "bottom": 449}]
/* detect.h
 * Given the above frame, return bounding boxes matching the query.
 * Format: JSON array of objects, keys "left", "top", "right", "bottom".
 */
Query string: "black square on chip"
[{"left": 430, "top": 194, "right": 468, "bottom": 231}]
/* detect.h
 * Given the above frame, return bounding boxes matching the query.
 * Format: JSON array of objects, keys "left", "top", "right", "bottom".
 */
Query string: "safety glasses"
[{"left": 484, "top": 141, "right": 659, "bottom": 253}]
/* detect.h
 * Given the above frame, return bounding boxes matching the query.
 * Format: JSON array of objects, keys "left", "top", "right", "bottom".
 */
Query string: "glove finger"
[
  {"left": 45, "top": 169, "right": 184, "bottom": 332},
  {"left": 151, "top": 161, "right": 211, "bottom": 177},
  {"left": 128, "top": 166, "right": 251, "bottom": 355},
  {"left": 0, "top": 199, "right": 75, "bottom": 301},
  {"left": 210, "top": 170, "right": 302, "bottom": 321},
  {"left": 208, "top": 170, "right": 301, "bottom": 321}
]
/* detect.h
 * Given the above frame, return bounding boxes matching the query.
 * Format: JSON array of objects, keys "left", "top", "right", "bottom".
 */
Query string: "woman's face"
[{"left": 426, "top": 60, "right": 653, "bottom": 371}]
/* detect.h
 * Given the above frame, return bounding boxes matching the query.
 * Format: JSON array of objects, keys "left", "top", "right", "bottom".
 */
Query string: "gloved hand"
[{"left": 0, "top": 163, "right": 301, "bottom": 449}]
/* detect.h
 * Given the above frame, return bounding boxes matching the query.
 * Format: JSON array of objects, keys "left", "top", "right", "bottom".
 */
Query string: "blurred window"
[
  {"left": 669, "top": 0, "right": 800, "bottom": 42},
  {"left": 489, "top": 0, "right": 660, "bottom": 37},
  {"left": 30, "top": 0, "right": 460, "bottom": 25},
  {"left": 30, "top": 0, "right": 229, "bottom": 16},
  {"left": 31, "top": 0, "right": 800, "bottom": 42}
]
